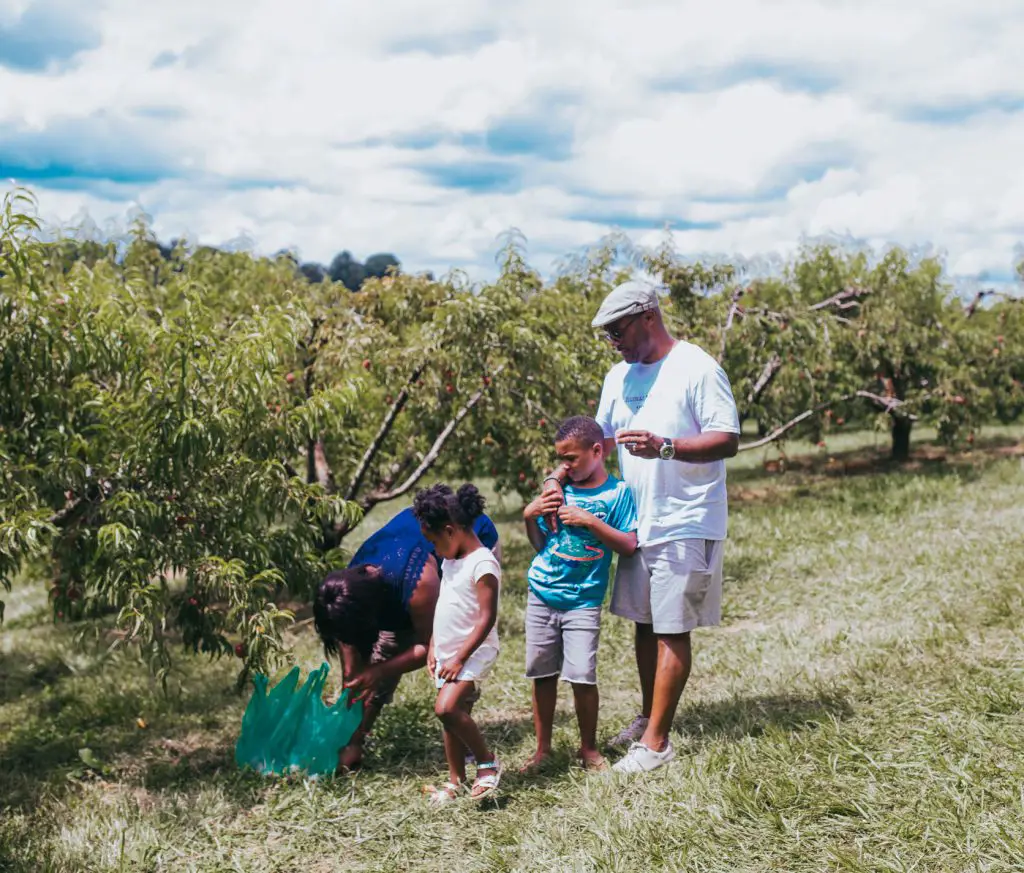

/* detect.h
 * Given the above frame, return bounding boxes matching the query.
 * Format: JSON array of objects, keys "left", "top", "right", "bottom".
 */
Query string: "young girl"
[{"left": 413, "top": 483, "right": 502, "bottom": 804}]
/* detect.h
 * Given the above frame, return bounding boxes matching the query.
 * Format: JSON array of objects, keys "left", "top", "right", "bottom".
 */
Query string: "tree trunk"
[{"left": 891, "top": 416, "right": 912, "bottom": 462}]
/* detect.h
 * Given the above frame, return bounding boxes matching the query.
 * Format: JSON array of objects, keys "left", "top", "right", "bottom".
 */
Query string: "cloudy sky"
[{"left": 2, "top": 0, "right": 1023, "bottom": 284}]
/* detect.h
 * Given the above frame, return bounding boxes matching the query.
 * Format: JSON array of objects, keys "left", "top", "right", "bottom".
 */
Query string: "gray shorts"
[
  {"left": 610, "top": 539, "right": 725, "bottom": 635},
  {"left": 524, "top": 591, "right": 602, "bottom": 685}
]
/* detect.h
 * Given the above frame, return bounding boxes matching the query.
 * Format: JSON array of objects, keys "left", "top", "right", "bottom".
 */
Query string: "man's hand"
[
  {"left": 436, "top": 656, "right": 465, "bottom": 682},
  {"left": 524, "top": 491, "right": 564, "bottom": 521},
  {"left": 557, "top": 504, "right": 596, "bottom": 529},
  {"left": 426, "top": 645, "right": 436, "bottom": 678},
  {"left": 616, "top": 430, "right": 666, "bottom": 460},
  {"left": 343, "top": 665, "right": 383, "bottom": 703}
]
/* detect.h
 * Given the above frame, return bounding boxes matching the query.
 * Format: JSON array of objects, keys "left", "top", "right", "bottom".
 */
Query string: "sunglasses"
[{"left": 603, "top": 312, "right": 644, "bottom": 341}]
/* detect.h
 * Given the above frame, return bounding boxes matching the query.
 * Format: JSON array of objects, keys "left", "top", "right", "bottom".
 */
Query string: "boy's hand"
[
  {"left": 437, "top": 656, "right": 465, "bottom": 682},
  {"left": 541, "top": 463, "right": 570, "bottom": 531},
  {"left": 524, "top": 491, "right": 564, "bottom": 521},
  {"left": 557, "top": 504, "right": 596, "bottom": 529},
  {"left": 427, "top": 647, "right": 436, "bottom": 677}
]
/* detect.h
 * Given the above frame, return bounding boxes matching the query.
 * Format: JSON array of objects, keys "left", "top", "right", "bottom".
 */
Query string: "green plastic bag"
[{"left": 235, "top": 662, "right": 363, "bottom": 777}]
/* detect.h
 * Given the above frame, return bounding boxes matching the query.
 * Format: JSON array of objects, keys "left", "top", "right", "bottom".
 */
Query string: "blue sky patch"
[
  {"left": 696, "top": 157, "right": 847, "bottom": 205},
  {"left": 654, "top": 59, "right": 840, "bottom": 95},
  {"left": 386, "top": 27, "right": 500, "bottom": 56},
  {"left": 568, "top": 212, "right": 721, "bottom": 232},
  {"left": 897, "top": 95, "right": 1024, "bottom": 124},
  {"left": 0, "top": 0, "right": 101, "bottom": 72},
  {"left": 132, "top": 105, "right": 187, "bottom": 121},
  {"left": 0, "top": 116, "right": 178, "bottom": 188},
  {"left": 417, "top": 160, "right": 522, "bottom": 193},
  {"left": 484, "top": 115, "right": 574, "bottom": 161},
  {"left": 151, "top": 50, "right": 179, "bottom": 70}
]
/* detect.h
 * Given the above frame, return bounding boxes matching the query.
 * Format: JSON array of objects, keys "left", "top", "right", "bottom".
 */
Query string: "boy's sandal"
[
  {"left": 470, "top": 760, "right": 502, "bottom": 800},
  {"left": 423, "top": 781, "right": 462, "bottom": 806}
]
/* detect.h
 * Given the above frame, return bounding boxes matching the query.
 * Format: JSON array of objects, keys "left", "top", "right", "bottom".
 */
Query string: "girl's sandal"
[
  {"left": 470, "top": 760, "right": 502, "bottom": 800},
  {"left": 423, "top": 781, "right": 462, "bottom": 807}
]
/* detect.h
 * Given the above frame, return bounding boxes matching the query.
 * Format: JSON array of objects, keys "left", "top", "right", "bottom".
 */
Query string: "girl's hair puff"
[{"left": 412, "top": 483, "right": 486, "bottom": 533}]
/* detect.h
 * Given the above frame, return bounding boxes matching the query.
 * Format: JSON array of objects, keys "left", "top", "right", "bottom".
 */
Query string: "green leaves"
[
  {"left": 96, "top": 523, "right": 139, "bottom": 557},
  {"left": 0, "top": 197, "right": 361, "bottom": 677}
]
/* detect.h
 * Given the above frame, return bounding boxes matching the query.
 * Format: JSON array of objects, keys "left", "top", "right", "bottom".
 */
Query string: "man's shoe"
[
  {"left": 612, "top": 741, "right": 675, "bottom": 773},
  {"left": 607, "top": 714, "right": 650, "bottom": 749}
]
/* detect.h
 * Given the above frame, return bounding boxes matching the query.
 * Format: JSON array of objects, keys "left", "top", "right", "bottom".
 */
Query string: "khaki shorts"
[{"left": 610, "top": 539, "right": 724, "bottom": 635}]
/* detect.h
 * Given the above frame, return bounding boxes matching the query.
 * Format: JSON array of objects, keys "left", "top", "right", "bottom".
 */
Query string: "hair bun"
[{"left": 456, "top": 483, "right": 486, "bottom": 520}]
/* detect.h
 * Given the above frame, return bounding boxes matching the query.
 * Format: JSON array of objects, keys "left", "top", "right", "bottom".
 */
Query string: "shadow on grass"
[
  {"left": 0, "top": 655, "right": 249, "bottom": 810},
  {"left": 356, "top": 696, "right": 560, "bottom": 778},
  {"left": 676, "top": 690, "right": 854, "bottom": 746},
  {"left": 722, "top": 552, "right": 774, "bottom": 592},
  {"left": 0, "top": 654, "right": 76, "bottom": 707},
  {"left": 728, "top": 432, "right": 1018, "bottom": 492}
]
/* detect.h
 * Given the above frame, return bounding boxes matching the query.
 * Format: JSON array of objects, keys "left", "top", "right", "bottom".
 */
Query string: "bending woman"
[{"left": 313, "top": 504, "right": 500, "bottom": 770}]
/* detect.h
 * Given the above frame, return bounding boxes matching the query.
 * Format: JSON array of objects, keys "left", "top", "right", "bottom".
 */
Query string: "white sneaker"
[
  {"left": 608, "top": 714, "right": 649, "bottom": 749},
  {"left": 612, "top": 741, "right": 676, "bottom": 773}
]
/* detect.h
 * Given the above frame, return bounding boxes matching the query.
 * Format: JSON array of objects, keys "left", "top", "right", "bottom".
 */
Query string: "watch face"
[{"left": 660, "top": 442, "right": 673, "bottom": 459}]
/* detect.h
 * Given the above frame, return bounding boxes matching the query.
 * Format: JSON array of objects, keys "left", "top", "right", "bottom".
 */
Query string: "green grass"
[{"left": 2, "top": 427, "right": 1024, "bottom": 872}]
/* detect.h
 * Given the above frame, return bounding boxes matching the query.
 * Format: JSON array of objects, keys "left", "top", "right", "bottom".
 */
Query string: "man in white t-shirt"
[{"left": 550, "top": 279, "right": 740, "bottom": 774}]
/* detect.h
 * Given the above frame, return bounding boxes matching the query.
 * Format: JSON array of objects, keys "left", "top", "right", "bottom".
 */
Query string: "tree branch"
[
  {"left": 345, "top": 362, "right": 427, "bottom": 501},
  {"left": 300, "top": 318, "right": 324, "bottom": 486},
  {"left": 313, "top": 440, "right": 335, "bottom": 491},
  {"left": 362, "top": 364, "right": 506, "bottom": 507},
  {"left": 808, "top": 285, "right": 870, "bottom": 312},
  {"left": 854, "top": 390, "right": 917, "bottom": 418},
  {"left": 509, "top": 384, "right": 558, "bottom": 424},
  {"left": 738, "top": 388, "right": 917, "bottom": 452},
  {"left": 965, "top": 289, "right": 1021, "bottom": 317},
  {"left": 718, "top": 286, "right": 745, "bottom": 362},
  {"left": 49, "top": 498, "right": 86, "bottom": 528},
  {"left": 746, "top": 354, "right": 782, "bottom": 406}
]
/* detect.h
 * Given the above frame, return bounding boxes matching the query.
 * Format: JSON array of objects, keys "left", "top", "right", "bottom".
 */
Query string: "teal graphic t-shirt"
[{"left": 528, "top": 475, "right": 638, "bottom": 610}]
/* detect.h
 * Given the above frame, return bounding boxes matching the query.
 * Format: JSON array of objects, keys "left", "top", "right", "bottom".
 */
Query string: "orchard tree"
[
  {"left": 645, "top": 242, "right": 1015, "bottom": 460},
  {"left": 0, "top": 191, "right": 359, "bottom": 684},
  {"left": 293, "top": 232, "right": 618, "bottom": 549},
  {"left": 649, "top": 245, "right": 880, "bottom": 453}
]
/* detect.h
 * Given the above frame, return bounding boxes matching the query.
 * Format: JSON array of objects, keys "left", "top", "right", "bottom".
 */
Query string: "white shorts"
[
  {"left": 434, "top": 645, "right": 497, "bottom": 688},
  {"left": 610, "top": 539, "right": 724, "bottom": 635}
]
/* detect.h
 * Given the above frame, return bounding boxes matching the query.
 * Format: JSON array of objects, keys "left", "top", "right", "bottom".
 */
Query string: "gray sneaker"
[{"left": 607, "top": 714, "right": 650, "bottom": 749}]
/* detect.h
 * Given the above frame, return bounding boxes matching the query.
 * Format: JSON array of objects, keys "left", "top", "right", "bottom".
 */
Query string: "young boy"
[{"left": 520, "top": 415, "right": 638, "bottom": 771}]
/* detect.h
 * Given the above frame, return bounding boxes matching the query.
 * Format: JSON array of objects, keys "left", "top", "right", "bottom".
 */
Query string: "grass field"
[{"left": 2, "top": 426, "right": 1024, "bottom": 872}]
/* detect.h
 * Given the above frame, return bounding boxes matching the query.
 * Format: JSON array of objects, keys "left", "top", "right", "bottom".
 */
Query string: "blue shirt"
[
  {"left": 348, "top": 508, "right": 499, "bottom": 627},
  {"left": 528, "top": 475, "right": 637, "bottom": 610}
]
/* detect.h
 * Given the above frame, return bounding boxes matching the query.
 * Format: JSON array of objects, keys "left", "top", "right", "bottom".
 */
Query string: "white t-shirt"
[
  {"left": 432, "top": 546, "right": 501, "bottom": 665},
  {"left": 596, "top": 341, "right": 740, "bottom": 546}
]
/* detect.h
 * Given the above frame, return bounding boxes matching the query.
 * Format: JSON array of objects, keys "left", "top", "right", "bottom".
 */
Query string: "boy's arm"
[
  {"left": 524, "top": 516, "right": 547, "bottom": 553},
  {"left": 557, "top": 504, "right": 637, "bottom": 556},
  {"left": 523, "top": 492, "right": 561, "bottom": 553},
  {"left": 540, "top": 462, "right": 571, "bottom": 532}
]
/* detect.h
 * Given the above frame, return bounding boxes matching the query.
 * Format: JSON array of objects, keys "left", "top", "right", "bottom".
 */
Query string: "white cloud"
[{"left": 1, "top": 0, "right": 1022, "bottom": 285}]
